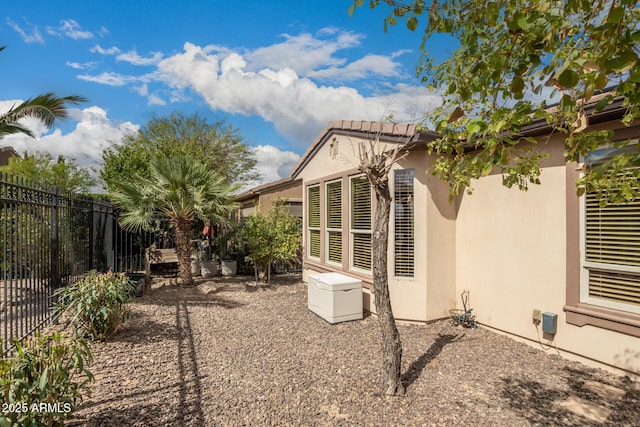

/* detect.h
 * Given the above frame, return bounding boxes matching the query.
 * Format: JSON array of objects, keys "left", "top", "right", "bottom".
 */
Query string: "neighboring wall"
[{"left": 235, "top": 178, "right": 302, "bottom": 218}]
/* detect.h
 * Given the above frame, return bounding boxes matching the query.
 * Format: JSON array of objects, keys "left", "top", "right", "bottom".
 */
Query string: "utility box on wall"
[
  {"left": 542, "top": 312, "right": 558, "bottom": 335},
  {"left": 307, "top": 272, "right": 363, "bottom": 324}
]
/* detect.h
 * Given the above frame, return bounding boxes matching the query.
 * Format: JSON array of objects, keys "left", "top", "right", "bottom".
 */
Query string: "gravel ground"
[{"left": 59, "top": 274, "right": 638, "bottom": 426}]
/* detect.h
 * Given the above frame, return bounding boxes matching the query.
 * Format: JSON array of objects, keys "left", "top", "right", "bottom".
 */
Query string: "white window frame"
[
  {"left": 307, "top": 184, "right": 321, "bottom": 261},
  {"left": 393, "top": 169, "right": 415, "bottom": 279},
  {"left": 349, "top": 174, "right": 372, "bottom": 273},
  {"left": 325, "top": 179, "right": 342, "bottom": 266},
  {"left": 579, "top": 144, "right": 640, "bottom": 314}
]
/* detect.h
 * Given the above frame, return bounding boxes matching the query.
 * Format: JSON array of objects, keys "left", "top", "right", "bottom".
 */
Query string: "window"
[
  {"left": 326, "top": 180, "right": 342, "bottom": 264},
  {"left": 394, "top": 169, "right": 414, "bottom": 277},
  {"left": 581, "top": 148, "right": 640, "bottom": 313},
  {"left": 307, "top": 185, "right": 320, "bottom": 259},
  {"left": 350, "top": 175, "right": 372, "bottom": 271}
]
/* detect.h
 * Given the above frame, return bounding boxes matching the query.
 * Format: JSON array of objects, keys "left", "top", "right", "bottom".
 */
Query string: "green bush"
[
  {"left": 0, "top": 332, "right": 93, "bottom": 427},
  {"left": 55, "top": 270, "right": 134, "bottom": 341},
  {"left": 242, "top": 200, "right": 301, "bottom": 284}
]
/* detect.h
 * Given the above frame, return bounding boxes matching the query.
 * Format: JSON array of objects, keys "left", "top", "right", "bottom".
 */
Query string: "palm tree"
[
  {"left": 109, "top": 154, "right": 237, "bottom": 285},
  {"left": 0, "top": 46, "right": 87, "bottom": 140}
]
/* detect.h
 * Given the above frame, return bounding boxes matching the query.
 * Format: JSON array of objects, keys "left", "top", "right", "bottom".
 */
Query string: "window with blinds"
[
  {"left": 582, "top": 148, "right": 639, "bottom": 312},
  {"left": 584, "top": 177, "right": 640, "bottom": 309},
  {"left": 394, "top": 169, "right": 414, "bottom": 277},
  {"left": 326, "top": 180, "right": 342, "bottom": 264},
  {"left": 307, "top": 185, "right": 320, "bottom": 259},
  {"left": 350, "top": 175, "right": 372, "bottom": 271}
]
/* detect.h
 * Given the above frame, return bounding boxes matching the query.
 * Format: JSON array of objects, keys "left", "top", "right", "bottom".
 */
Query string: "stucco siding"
[{"left": 455, "top": 140, "right": 640, "bottom": 376}]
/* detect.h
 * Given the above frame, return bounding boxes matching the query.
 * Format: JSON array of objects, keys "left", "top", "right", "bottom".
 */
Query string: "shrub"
[
  {"left": 0, "top": 333, "right": 93, "bottom": 426},
  {"left": 55, "top": 270, "right": 134, "bottom": 341},
  {"left": 242, "top": 201, "right": 301, "bottom": 284}
]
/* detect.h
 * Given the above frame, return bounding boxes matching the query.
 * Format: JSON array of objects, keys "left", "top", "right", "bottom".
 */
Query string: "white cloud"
[
  {"left": 6, "top": 18, "right": 44, "bottom": 44},
  {"left": 156, "top": 42, "right": 439, "bottom": 146},
  {"left": 132, "top": 84, "right": 148, "bottom": 96},
  {"left": 77, "top": 72, "right": 130, "bottom": 86},
  {"left": 59, "top": 19, "right": 93, "bottom": 40},
  {"left": 252, "top": 145, "right": 300, "bottom": 183},
  {"left": 245, "top": 30, "right": 362, "bottom": 75},
  {"left": 66, "top": 61, "right": 97, "bottom": 70},
  {"left": 90, "top": 44, "right": 121, "bottom": 55},
  {"left": 78, "top": 29, "right": 440, "bottom": 149},
  {"left": 1, "top": 101, "right": 139, "bottom": 185},
  {"left": 117, "top": 49, "right": 164, "bottom": 66},
  {"left": 46, "top": 19, "right": 94, "bottom": 40},
  {"left": 308, "top": 53, "right": 404, "bottom": 81},
  {"left": 147, "top": 94, "right": 166, "bottom": 106}
]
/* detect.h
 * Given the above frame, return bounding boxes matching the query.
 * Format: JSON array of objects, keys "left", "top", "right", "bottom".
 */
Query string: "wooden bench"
[{"left": 145, "top": 247, "right": 179, "bottom": 282}]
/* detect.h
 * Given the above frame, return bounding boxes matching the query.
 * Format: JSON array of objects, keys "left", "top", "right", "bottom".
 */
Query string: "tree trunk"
[
  {"left": 172, "top": 217, "right": 193, "bottom": 285},
  {"left": 372, "top": 181, "right": 405, "bottom": 396}
]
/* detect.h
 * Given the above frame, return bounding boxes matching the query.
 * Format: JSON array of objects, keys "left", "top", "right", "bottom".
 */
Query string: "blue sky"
[{"left": 1, "top": 0, "right": 444, "bottom": 189}]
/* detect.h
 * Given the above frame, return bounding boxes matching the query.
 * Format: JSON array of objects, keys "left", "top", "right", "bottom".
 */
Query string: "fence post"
[
  {"left": 50, "top": 190, "right": 59, "bottom": 324},
  {"left": 88, "top": 199, "right": 95, "bottom": 271}
]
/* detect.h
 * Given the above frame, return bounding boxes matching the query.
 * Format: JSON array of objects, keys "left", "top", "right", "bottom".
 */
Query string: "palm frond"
[
  {"left": 0, "top": 123, "right": 34, "bottom": 138},
  {"left": 108, "top": 153, "right": 237, "bottom": 232},
  {"left": 0, "top": 93, "right": 87, "bottom": 139}
]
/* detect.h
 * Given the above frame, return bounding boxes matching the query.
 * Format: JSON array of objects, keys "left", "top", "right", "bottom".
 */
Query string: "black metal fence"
[{"left": 1, "top": 173, "right": 153, "bottom": 353}]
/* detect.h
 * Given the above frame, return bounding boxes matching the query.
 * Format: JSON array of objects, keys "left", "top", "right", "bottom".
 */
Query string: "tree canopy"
[
  {"left": 100, "top": 112, "right": 260, "bottom": 192},
  {"left": 351, "top": 0, "right": 639, "bottom": 202},
  {"left": 0, "top": 151, "right": 96, "bottom": 194},
  {"left": 109, "top": 153, "right": 237, "bottom": 285}
]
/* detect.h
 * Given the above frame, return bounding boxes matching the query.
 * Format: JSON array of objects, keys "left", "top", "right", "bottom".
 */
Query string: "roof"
[
  {"left": 289, "top": 95, "right": 631, "bottom": 179},
  {"left": 234, "top": 177, "right": 302, "bottom": 202},
  {"left": 517, "top": 93, "right": 628, "bottom": 138},
  {"left": 0, "top": 146, "right": 20, "bottom": 166},
  {"left": 289, "top": 120, "right": 440, "bottom": 179}
]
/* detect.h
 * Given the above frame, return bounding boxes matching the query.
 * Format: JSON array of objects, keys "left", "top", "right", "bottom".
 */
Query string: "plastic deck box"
[{"left": 307, "top": 272, "right": 363, "bottom": 324}]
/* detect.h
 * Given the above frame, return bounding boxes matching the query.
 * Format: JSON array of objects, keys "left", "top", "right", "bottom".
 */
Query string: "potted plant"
[
  {"left": 199, "top": 240, "right": 218, "bottom": 278},
  {"left": 216, "top": 222, "right": 243, "bottom": 276},
  {"left": 191, "top": 239, "right": 206, "bottom": 277}
]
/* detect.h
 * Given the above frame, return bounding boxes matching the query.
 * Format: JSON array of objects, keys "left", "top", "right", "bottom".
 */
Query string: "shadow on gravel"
[
  {"left": 501, "top": 366, "right": 640, "bottom": 426},
  {"left": 71, "top": 299, "right": 206, "bottom": 426},
  {"left": 175, "top": 299, "right": 204, "bottom": 426},
  {"left": 136, "top": 284, "right": 247, "bottom": 310},
  {"left": 402, "top": 333, "right": 461, "bottom": 390},
  {"left": 108, "top": 317, "right": 177, "bottom": 344},
  {"left": 69, "top": 400, "right": 183, "bottom": 426}
]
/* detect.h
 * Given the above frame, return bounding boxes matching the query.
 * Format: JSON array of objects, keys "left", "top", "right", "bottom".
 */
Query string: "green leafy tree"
[
  {"left": 243, "top": 201, "right": 301, "bottom": 284},
  {"left": 0, "top": 151, "right": 96, "bottom": 193},
  {"left": 101, "top": 112, "right": 260, "bottom": 192},
  {"left": 350, "top": 0, "right": 639, "bottom": 201},
  {"left": 1, "top": 46, "right": 86, "bottom": 140},
  {"left": 108, "top": 154, "right": 237, "bottom": 285}
]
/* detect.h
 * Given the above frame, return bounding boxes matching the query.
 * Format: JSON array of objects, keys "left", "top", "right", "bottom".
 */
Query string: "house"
[
  {"left": 234, "top": 177, "right": 302, "bottom": 219},
  {"left": 0, "top": 146, "right": 19, "bottom": 166},
  {"left": 290, "top": 106, "right": 639, "bottom": 378}
]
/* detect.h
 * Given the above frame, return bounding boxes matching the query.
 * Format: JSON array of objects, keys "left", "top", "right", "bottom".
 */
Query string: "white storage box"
[{"left": 308, "top": 272, "right": 363, "bottom": 324}]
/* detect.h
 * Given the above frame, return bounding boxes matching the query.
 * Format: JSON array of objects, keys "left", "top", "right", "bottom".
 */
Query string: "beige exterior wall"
[
  {"left": 455, "top": 138, "right": 640, "bottom": 376},
  {"left": 298, "top": 132, "right": 456, "bottom": 322},
  {"left": 296, "top": 120, "right": 640, "bottom": 377}
]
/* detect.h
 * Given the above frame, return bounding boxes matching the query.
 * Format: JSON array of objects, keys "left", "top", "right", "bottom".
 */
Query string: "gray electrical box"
[{"left": 542, "top": 312, "right": 558, "bottom": 334}]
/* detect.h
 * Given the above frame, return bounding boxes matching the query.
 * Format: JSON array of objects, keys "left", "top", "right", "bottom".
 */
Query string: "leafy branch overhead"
[{"left": 351, "top": 0, "right": 640, "bottom": 202}]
